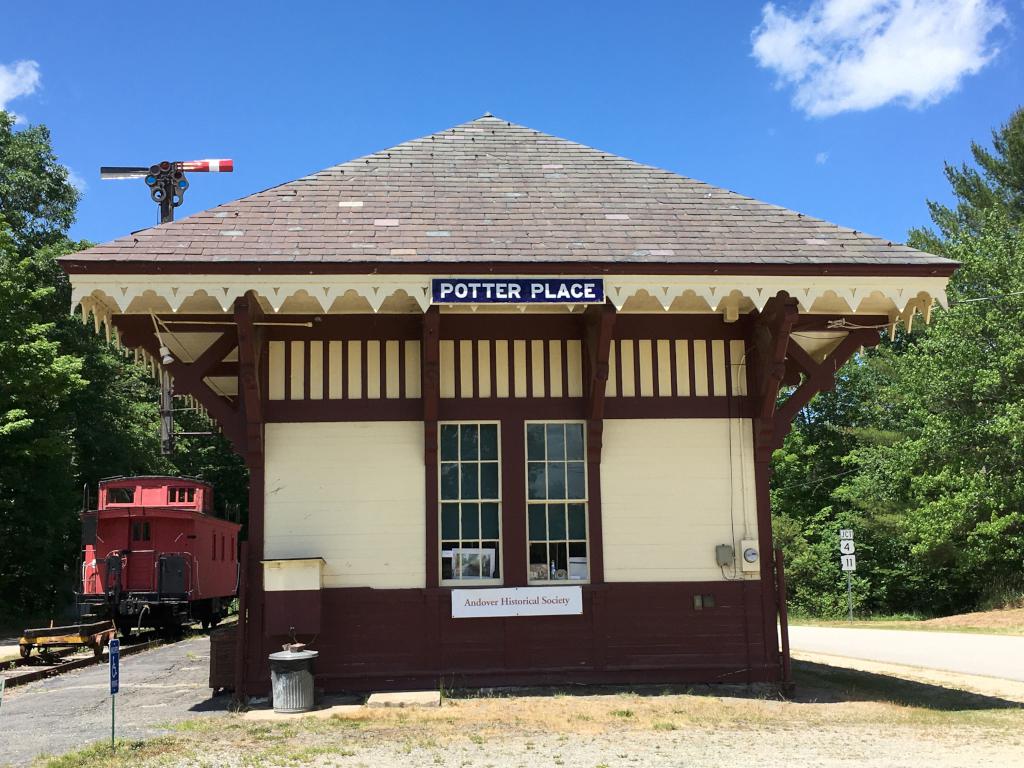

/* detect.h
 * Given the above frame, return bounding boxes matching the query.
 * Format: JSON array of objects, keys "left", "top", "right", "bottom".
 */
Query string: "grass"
[{"left": 33, "top": 662, "right": 1024, "bottom": 767}]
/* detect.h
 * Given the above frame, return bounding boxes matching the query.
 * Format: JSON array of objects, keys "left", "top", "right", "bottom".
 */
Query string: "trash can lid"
[{"left": 268, "top": 649, "right": 319, "bottom": 661}]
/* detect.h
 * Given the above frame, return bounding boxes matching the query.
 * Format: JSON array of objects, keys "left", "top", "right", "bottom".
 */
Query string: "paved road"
[
  {"left": 789, "top": 625, "right": 1024, "bottom": 682},
  {"left": 0, "top": 635, "right": 228, "bottom": 767}
]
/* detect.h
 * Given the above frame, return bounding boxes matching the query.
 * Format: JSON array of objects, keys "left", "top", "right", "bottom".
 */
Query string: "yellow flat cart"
[{"left": 19, "top": 621, "right": 116, "bottom": 659}]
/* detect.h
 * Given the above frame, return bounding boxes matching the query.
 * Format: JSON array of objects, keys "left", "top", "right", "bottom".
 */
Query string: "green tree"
[
  {"left": 774, "top": 107, "right": 1024, "bottom": 617},
  {"left": 0, "top": 111, "right": 247, "bottom": 620},
  {"left": 0, "top": 222, "right": 85, "bottom": 616},
  {"left": 910, "top": 106, "right": 1024, "bottom": 253},
  {"left": 0, "top": 111, "right": 78, "bottom": 255}
]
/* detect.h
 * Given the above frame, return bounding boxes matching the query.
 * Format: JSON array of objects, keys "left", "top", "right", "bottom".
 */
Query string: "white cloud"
[
  {"left": 0, "top": 60, "right": 41, "bottom": 115},
  {"left": 67, "top": 168, "right": 88, "bottom": 194},
  {"left": 751, "top": 0, "right": 1007, "bottom": 117},
  {"left": 815, "top": 151, "right": 829, "bottom": 164}
]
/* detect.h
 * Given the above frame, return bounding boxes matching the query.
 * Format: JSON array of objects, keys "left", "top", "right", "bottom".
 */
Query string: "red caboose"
[{"left": 81, "top": 476, "right": 240, "bottom": 634}]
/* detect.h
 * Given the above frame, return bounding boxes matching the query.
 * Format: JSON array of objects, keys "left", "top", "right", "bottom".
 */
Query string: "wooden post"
[{"left": 774, "top": 547, "right": 793, "bottom": 693}]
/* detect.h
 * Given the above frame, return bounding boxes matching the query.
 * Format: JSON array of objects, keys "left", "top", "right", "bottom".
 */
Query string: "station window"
[
  {"left": 526, "top": 422, "right": 589, "bottom": 583},
  {"left": 131, "top": 520, "right": 151, "bottom": 542},
  {"left": 168, "top": 487, "right": 196, "bottom": 504},
  {"left": 439, "top": 423, "right": 501, "bottom": 583}
]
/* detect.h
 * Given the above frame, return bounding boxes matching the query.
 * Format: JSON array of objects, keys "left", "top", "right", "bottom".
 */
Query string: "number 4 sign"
[{"left": 840, "top": 540, "right": 855, "bottom": 555}]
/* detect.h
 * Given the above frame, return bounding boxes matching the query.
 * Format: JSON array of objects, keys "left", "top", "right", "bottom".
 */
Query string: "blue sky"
[{"left": 2, "top": 1, "right": 1020, "bottom": 247}]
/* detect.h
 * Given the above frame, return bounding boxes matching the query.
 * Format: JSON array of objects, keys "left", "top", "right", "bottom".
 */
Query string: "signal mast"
[
  {"left": 100, "top": 158, "right": 234, "bottom": 453},
  {"left": 100, "top": 158, "right": 234, "bottom": 224}
]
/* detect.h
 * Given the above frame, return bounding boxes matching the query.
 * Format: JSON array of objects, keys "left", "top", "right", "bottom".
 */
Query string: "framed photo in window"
[{"left": 452, "top": 547, "right": 496, "bottom": 579}]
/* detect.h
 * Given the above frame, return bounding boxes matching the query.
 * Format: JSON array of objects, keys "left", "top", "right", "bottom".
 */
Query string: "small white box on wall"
[
  {"left": 739, "top": 539, "right": 760, "bottom": 573},
  {"left": 262, "top": 557, "right": 326, "bottom": 592}
]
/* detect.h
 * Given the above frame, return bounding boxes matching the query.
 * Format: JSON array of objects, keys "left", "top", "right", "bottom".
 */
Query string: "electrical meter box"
[
  {"left": 740, "top": 539, "right": 760, "bottom": 572},
  {"left": 715, "top": 544, "right": 734, "bottom": 567}
]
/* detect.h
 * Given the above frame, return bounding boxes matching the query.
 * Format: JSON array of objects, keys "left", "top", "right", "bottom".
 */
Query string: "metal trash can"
[{"left": 269, "top": 648, "right": 319, "bottom": 713}]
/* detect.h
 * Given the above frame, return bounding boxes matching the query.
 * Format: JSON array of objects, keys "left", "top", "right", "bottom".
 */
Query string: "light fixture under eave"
[{"left": 159, "top": 346, "right": 175, "bottom": 365}]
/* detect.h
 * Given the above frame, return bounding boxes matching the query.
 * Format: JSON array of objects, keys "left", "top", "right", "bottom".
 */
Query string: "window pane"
[
  {"left": 440, "top": 425, "right": 459, "bottom": 461},
  {"left": 441, "top": 542, "right": 458, "bottom": 580},
  {"left": 481, "top": 503, "right": 499, "bottom": 539},
  {"left": 529, "top": 543, "right": 549, "bottom": 580},
  {"left": 528, "top": 505, "right": 547, "bottom": 540},
  {"left": 460, "top": 424, "right": 478, "bottom": 460},
  {"left": 461, "top": 463, "right": 479, "bottom": 500},
  {"left": 569, "top": 541, "right": 588, "bottom": 558},
  {"left": 480, "top": 424, "right": 498, "bottom": 460},
  {"left": 480, "top": 463, "right": 499, "bottom": 500},
  {"left": 461, "top": 503, "right": 480, "bottom": 539},
  {"left": 548, "top": 504, "right": 567, "bottom": 539},
  {"left": 441, "top": 503, "right": 459, "bottom": 539},
  {"left": 441, "top": 463, "right": 459, "bottom": 500},
  {"left": 547, "top": 462, "right": 566, "bottom": 499},
  {"left": 566, "top": 423, "right": 585, "bottom": 460},
  {"left": 527, "top": 462, "right": 546, "bottom": 500},
  {"left": 526, "top": 424, "right": 545, "bottom": 460},
  {"left": 482, "top": 542, "right": 500, "bottom": 577},
  {"left": 551, "top": 542, "right": 568, "bottom": 578},
  {"left": 567, "top": 462, "right": 586, "bottom": 500},
  {"left": 546, "top": 424, "right": 565, "bottom": 460},
  {"left": 568, "top": 504, "right": 587, "bottom": 539},
  {"left": 455, "top": 550, "right": 481, "bottom": 579}
]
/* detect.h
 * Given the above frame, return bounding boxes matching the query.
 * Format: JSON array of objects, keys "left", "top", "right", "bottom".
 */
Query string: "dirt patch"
[{"left": 922, "top": 606, "right": 1024, "bottom": 634}]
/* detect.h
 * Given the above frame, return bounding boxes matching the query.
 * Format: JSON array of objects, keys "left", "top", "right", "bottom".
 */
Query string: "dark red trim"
[
  {"left": 62, "top": 259, "right": 958, "bottom": 278},
  {"left": 501, "top": 417, "right": 527, "bottom": 587},
  {"left": 422, "top": 308, "right": 441, "bottom": 589},
  {"left": 244, "top": 580, "right": 779, "bottom": 694}
]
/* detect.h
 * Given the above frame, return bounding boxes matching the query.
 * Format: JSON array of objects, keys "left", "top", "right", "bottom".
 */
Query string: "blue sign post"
[{"left": 108, "top": 638, "right": 119, "bottom": 750}]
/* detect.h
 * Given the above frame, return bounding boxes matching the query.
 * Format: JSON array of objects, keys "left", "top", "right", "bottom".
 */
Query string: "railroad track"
[{"left": 1, "top": 625, "right": 215, "bottom": 690}]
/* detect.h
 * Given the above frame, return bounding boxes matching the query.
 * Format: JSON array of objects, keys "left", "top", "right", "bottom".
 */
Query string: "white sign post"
[{"left": 839, "top": 531, "right": 856, "bottom": 620}]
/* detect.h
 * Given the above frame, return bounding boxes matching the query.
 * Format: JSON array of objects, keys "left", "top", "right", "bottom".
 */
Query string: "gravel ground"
[
  {"left": 237, "top": 727, "right": 1020, "bottom": 768},
  {"left": 6, "top": 636, "right": 1024, "bottom": 768}
]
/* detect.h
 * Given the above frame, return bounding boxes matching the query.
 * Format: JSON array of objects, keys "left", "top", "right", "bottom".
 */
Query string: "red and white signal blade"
[
  {"left": 100, "top": 166, "right": 150, "bottom": 180},
  {"left": 180, "top": 159, "right": 233, "bottom": 173}
]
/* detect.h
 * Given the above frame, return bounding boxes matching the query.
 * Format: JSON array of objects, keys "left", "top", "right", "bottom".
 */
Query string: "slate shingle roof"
[{"left": 64, "top": 115, "right": 953, "bottom": 272}]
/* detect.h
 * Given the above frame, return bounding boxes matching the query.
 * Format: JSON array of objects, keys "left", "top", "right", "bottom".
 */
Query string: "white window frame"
[
  {"left": 524, "top": 420, "right": 590, "bottom": 585},
  {"left": 438, "top": 420, "right": 503, "bottom": 587}
]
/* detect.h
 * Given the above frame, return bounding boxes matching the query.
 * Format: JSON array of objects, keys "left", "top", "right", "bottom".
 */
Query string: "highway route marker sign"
[{"left": 839, "top": 531, "right": 856, "bottom": 619}]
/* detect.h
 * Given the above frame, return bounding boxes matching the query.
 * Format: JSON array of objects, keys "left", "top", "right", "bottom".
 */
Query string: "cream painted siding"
[
  {"left": 264, "top": 422, "right": 426, "bottom": 589},
  {"left": 601, "top": 418, "right": 758, "bottom": 582}
]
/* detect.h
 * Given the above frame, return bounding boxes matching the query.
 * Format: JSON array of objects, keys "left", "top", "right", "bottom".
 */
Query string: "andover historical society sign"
[
  {"left": 432, "top": 278, "right": 604, "bottom": 305},
  {"left": 452, "top": 586, "right": 583, "bottom": 618}
]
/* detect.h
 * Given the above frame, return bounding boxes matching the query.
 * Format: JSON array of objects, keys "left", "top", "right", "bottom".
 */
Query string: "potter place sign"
[{"left": 432, "top": 278, "right": 604, "bottom": 305}]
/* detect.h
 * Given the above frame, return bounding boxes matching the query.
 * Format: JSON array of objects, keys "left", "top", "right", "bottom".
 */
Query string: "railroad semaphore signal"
[{"left": 100, "top": 159, "right": 233, "bottom": 224}]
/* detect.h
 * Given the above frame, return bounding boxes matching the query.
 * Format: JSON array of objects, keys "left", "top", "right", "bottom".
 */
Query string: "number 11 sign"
[{"left": 839, "top": 531, "right": 856, "bottom": 620}]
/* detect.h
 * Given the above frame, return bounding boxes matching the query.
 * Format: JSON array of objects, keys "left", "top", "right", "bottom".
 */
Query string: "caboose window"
[
  {"left": 108, "top": 487, "right": 135, "bottom": 504},
  {"left": 439, "top": 422, "right": 502, "bottom": 585},
  {"left": 168, "top": 487, "right": 197, "bottom": 504},
  {"left": 131, "top": 520, "right": 151, "bottom": 542}
]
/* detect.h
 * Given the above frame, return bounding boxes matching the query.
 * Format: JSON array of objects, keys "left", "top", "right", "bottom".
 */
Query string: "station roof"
[{"left": 62, "top": 115, "right": 954, "bottom": 276}]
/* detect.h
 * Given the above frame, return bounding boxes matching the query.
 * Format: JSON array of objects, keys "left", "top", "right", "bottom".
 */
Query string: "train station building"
[{"left": 61, "top": 115, "right": 955, "bottom": 693}]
